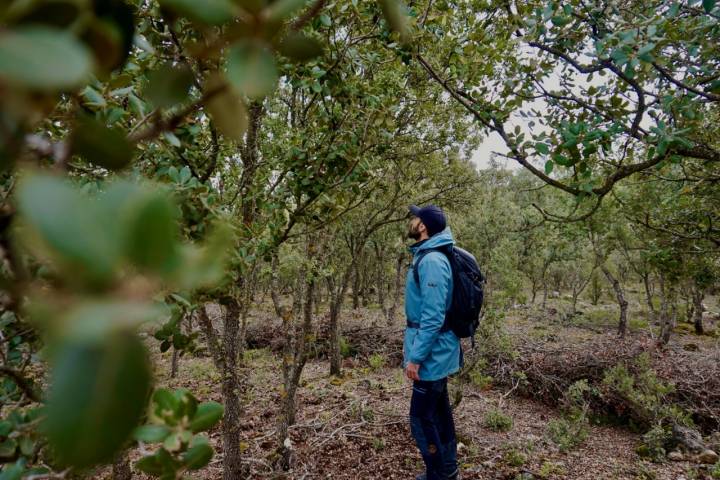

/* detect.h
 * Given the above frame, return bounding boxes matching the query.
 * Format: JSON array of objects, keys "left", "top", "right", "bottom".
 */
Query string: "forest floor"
[{"left": 121, "top": 295, "right": 720, "bottom": 480}]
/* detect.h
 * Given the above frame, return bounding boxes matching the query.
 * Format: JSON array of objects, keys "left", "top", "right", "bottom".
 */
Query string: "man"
[{"left": 404, "top": 204, "right": 460, "bottom": 480}]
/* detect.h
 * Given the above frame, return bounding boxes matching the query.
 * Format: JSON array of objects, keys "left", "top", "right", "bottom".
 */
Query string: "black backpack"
[{"left": 413, "top": 245, "right": 485, "bottom": 341}]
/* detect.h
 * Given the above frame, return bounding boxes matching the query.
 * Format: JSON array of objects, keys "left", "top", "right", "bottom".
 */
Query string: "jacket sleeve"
[{"left": 408, "top": 252, "right": 451, "bottom": 364}]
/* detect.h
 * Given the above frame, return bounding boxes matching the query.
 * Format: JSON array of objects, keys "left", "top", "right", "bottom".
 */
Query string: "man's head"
[{"left": 407, "top": 204, "right": 446, "bottom": 241}]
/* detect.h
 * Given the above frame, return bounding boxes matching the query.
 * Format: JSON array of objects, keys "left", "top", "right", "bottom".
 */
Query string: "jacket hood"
[{"left": 409, "top": 227, "right": 455, "bottom": 254}]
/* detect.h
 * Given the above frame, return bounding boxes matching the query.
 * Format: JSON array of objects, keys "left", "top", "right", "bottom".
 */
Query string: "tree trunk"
[
  {"left": 658, "top": 275, "right": 677, "bottom": 345},
  {"left": 351, "top": 263, "right": 360, "bottom": 310},
  {"left": 328, "top": 300, "right": 342, "bottom": 376},
  {"left": 220, "top": 298, "right": 243, "bottom": 479},
  {"left": 692, "top": 286, "right": 705, "bottom": 335},
  {"left": 589, "top": 270, "right": 601, "bottom": 305},
  {"left": 642, "top": 272, "right": 656, "bottom": 323},
  {"left": 170, "top": 349, "right": 179, "bottom": 378},
  {"left": 571, "top": 268, "right": 594, "bottom": 315},
  {"left": 530, "top": 281, "right": 537, "bottom": 304},
  {"left": 387, "top": 253, "right": 404, "bottom": 326},
  {"left": 276, "top": 238, "right": 316, "bottom": 470},
  {"left": 601, "top": 265, "right": 628, "bottom": 338}
]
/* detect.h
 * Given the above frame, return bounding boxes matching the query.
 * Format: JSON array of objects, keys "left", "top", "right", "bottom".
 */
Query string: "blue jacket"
[{"left": 403, "top": 228, "right": 461, "bottom": 381}]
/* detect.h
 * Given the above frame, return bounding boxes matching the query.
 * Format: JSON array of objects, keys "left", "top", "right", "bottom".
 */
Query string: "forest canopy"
[{"left": 0, "top": 0, "right": 718, "bottom": 478}]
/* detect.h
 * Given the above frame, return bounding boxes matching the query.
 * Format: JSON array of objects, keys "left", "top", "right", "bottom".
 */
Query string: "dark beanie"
[{"left": 409, "top": 204, "right": 447, "bottom": 237}]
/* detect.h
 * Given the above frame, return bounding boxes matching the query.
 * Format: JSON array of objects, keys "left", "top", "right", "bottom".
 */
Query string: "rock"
[
  {"left": 672, "top": 424, "right": 706, "bottom": 453},
  {"left": 668, "top": 450, "right": 685, "bottom": 461},
  {"left": 697, "top": 449, "right": 719, "bottom": 464}
]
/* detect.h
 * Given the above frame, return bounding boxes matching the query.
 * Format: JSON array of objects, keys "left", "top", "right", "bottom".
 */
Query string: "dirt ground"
[{"left": 112, "top": 295, "right": 720, "bottom": 480}]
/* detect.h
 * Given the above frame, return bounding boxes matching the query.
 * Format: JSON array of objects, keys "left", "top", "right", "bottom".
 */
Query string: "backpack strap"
[
  {"left": 411, "top": 246, "right": 452, "bottom": 333},
  {"left": 412, "top": 246, "right": 451, "bottom": 286}
]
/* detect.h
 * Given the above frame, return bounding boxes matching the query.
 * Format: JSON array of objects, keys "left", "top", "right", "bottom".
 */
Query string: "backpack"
[{"left": 413, "top": 245, "right": 485, "bottom": 342}]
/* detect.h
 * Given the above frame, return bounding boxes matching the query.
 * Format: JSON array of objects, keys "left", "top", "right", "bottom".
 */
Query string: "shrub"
[
  {"left": 538, "top": 461, "right": 565, "bottom": 478},
  {"left": 635, "top": 424, "right": 671, "bottom": 462},
  {"left": 469, "top": 370, "right": 493, "bottom": 390},
  {"left": 368, "top": 353, "right": 385, "bottom": 371},
  {"left": 502, "top": 448, "right": 526, "bottom": 467},
  {"left": 546, "top": 380, "right": 591, "bottom": 452},
  {"left": 339, "top": 336, "right": 354, "bottom": 358},
  {"left": 484, "top": 408, "right": 513, "bottom": 432},
  {"left": 546, "top": 417, "right": 588, "bottom": 452},
  {"left": 601, "top": 353, "right": 693, "bottom": 428}
]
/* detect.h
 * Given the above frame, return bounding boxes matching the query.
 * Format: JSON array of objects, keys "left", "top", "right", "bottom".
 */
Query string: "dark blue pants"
[{"left": 409, "top": 377, "right": 458, "bottom": 479}]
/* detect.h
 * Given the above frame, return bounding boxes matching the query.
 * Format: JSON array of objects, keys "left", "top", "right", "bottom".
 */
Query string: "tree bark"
[
  {"left": 351, "top": 260, "right": 361, "bottom": 310},
  {"left": 275, "top": 238, "right": 317, "bottom": 470},
  {"left": 387, "top": 252, "right": 405, "bottom": 326},
  {"left": 219, "top": 298, "right": 243, "bottom": 479},
  {"left": 692, "top": 286, "right": 705, "bottom": 335},
  {"left": 642, "top": 272, "right": 656, "bottom": 323},
  {"left": 601, "top": 265, "right": 629, "bottom": 338},
  {"left": 170, "top": 349, "right": 179, "bottom": 379},
  {"left": 658, "top": 274, "right": 677, "bottom": 345}
]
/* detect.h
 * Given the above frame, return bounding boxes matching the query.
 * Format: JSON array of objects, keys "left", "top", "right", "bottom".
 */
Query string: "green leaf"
[
  {"left": 174, "top": 389, "right": 198, "bottom": 419},
  {"left": 17, "top": 175, "right": 121, "bottom": 286},
  {"left": 278, "top": 33, "right": 324, "bottom": 62},
  {"left": 145, "top": 64, "right": 194, "bottom": 109},
  {"left": 134, "top": 425, "right": 171, "bottom": 443},
  {"left": 163, "top": 432, "right": 182, "bottom": 452},
  {"left": 703, "top": 0, "right": 716, "bottom": 12},
  {"left": 80, "top": 86, "right": 107, "bottom": 108},
  {"left": 0, "top": 26, "right": 93, "bottom": 90},
  {"left": 0, "top": 460, "right": 24, "bottom": 480},
  {"left": 544, "top": 160, "right": 554, "bottom": 175},
  {"left": 182, "top": 437, "right": 213, "bottom": 470},
  {"left": 190, "top": 402, "right": 224, "bottom": 432},
  {"left": 205, "top": 76, "right": 248, "bottom": 141},
  {"left": 226, "top": 40, "right": 278, "bottom": 99},
  {"left": 176, "top": 221, "right": 233, "bottom": 290},
  {"left": 153, "top": 389, "right": 179, "bottom": 422},
  {"left": 135, "top": 454, "right": 164, "bottom": 475},
  {"left": 123, "top": 191, "right": 180, "bottom": 274},
  {"left": 159, "top": 0, "right": 238, "bottom": 25},
  {"left": 377, "top": 0, "right": 410, "bottom": 42},
  {"left": 536, "top": 142, "right": 550, "bottom": 155},
  {"left": 71, "top": 115, "right": 135, "bottom": 171},
  {"left": 0, "top": 439, "right": 17, "bottom": 459},
  {"left": 0, "top": 420, "right": 12, "bottom": 436},
  {"left": 44, "top": 333, "right": 152, "bottom": 468},
  {"left": 18, "top": 436, "right": 35, "bottom": 456}
]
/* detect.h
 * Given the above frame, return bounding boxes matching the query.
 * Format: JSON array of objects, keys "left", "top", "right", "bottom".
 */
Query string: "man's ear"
[{"left": 418, "top": 222, "right": 427, "bottom": 233}]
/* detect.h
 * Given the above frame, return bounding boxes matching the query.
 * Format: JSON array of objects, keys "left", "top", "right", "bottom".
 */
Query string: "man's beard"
[{"left": 407, "top": 224, "right": 421, "bottom": 240}]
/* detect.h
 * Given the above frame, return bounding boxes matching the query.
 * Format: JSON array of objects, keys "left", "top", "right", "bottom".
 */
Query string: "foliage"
[
  {"left": 546, "top": 380, "right": 591, "bottom": 452},
  {"left": 502, "top": 447, "right": 527, "bottom": 468},
  {"left": 636, "top": 424, "right": 672, "bottom": 462},
  {"left": 483, "top": 408, "right": 514, "bottom": 432},
  {"left": 601, "top": 353, "right": 693, "bottom": 428},
  {"left": 368, "top": 353, "right": 386, "bottom": 371},
  {"left": 133, "top": 389, "right": 224, "bottom": 477}
]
